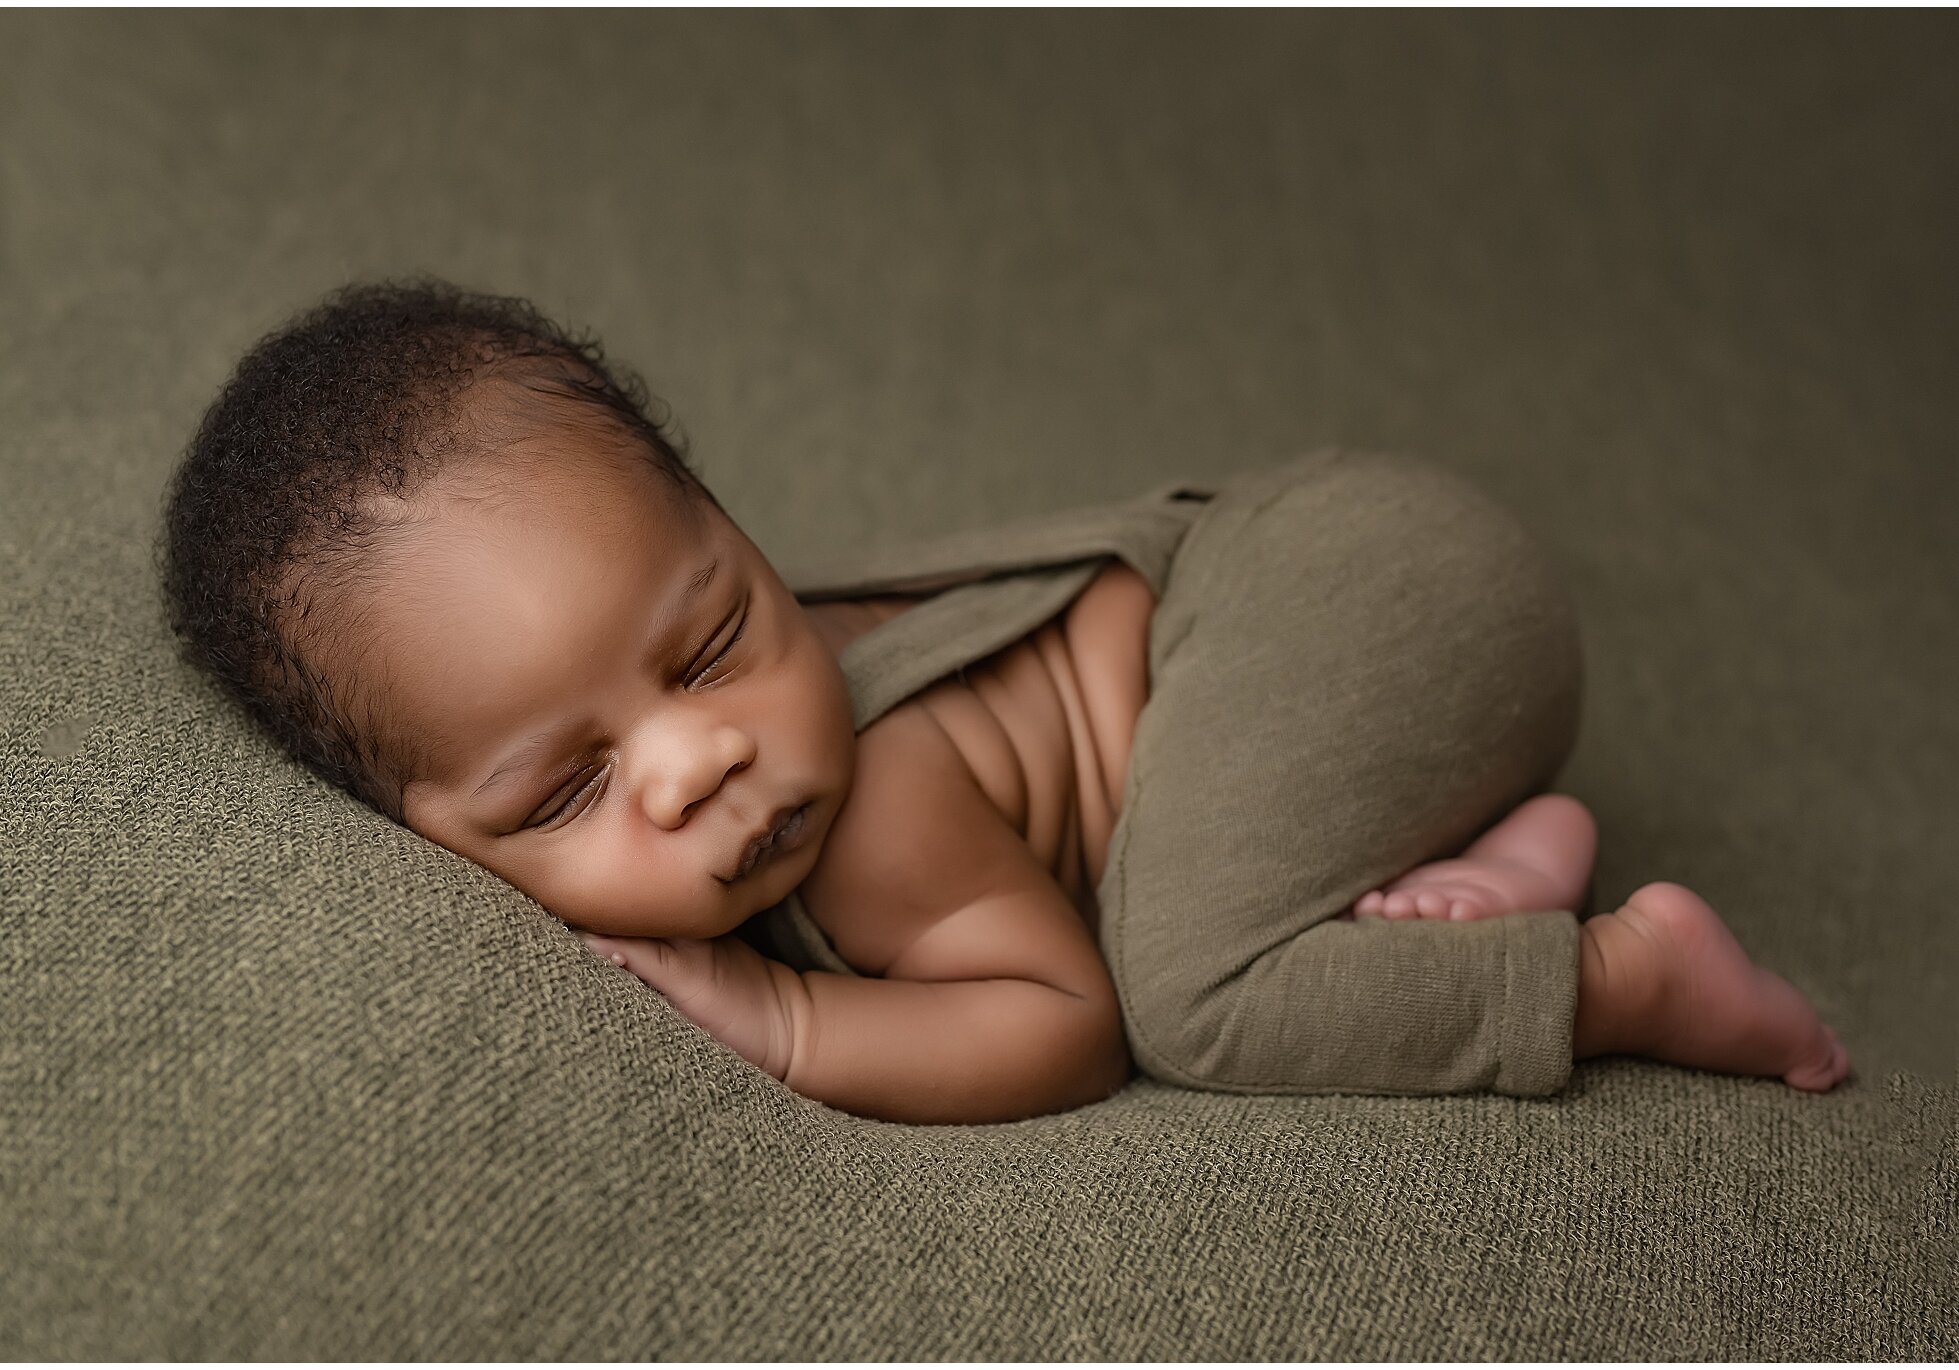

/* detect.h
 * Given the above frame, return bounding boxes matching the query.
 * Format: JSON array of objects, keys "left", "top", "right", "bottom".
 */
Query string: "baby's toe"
[
  {"left": 1783, "top": 1026, "right": 1851, "bottom": 1092},
  {"left": 1415, "top": 890, "right": 1448, "bottom": 918},
  {"left": 1447, "top": 893, "right": 1502, "bottom": 920},
  {"left": 1355, "top": 891, "right": 1383, "bottom": 916}
]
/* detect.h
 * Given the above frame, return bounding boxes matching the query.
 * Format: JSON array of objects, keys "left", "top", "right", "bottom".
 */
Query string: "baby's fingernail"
[{"left": 609, "top": 953, "right": 626, "bottom": 965}]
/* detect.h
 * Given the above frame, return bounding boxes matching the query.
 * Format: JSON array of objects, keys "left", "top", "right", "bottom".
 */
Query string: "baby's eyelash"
[
  {"left": 535, "top": 767, "right": 604, "bottom": 828},
  {"left": 694, "top": 616, "right": 745, "bottom": 684},
  {"left": 530, "top": 614, "right": 749, "bottom": 831}
]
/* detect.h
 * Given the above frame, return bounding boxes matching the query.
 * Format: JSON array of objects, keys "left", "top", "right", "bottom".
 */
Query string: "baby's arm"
[
  {"left": 585, "top": 702, "right": 1132, "bottom": 1125},
  {"left": 584, "top": 919, "right": 1126, "bottom": 1125},
  {"left": 780, "top": 702, "right": 1132, "bottom": 1123},
  {"left": 777, "top": 905, "right": 1128, "bottom": 1125}
]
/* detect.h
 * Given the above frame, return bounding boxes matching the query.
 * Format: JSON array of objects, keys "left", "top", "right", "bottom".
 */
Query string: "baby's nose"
[{"left": 630, "top": 726, "right": 753, "bottom": 829}]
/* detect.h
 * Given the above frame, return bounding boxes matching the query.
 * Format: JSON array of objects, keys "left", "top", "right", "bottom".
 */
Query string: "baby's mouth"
[{"left": 726, "top": 801, "right": 811, "bottom": 882}]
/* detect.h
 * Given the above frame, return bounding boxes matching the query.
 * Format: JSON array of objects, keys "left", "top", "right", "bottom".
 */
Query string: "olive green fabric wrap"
[
  {"left": 747, "top": 448, "right": 1583, "bottom": 1099},
  {"left": 3, "top": 10, "right": 1954, "bottom": 1360},
  {"left": 1103, "top": 449, "right": 1582, "bottom": 1097}
]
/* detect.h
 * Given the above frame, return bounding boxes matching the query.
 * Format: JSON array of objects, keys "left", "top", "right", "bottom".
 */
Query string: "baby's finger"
[
  {"left": 586, "top": 935, "right": 683, "bottom": 989},
  {"left": 576, "top": 932, "right": 629, "bottom": 966}
]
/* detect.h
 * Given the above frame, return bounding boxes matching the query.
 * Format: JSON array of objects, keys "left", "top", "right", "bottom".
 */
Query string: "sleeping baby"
[{"left": 159, "top": 278, "right": 1850, "bottom": 1124}]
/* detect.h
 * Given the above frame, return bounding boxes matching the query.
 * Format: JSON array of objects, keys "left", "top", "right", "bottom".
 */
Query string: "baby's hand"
[{"left": 577, "top": 931, "right": 798, "bottom": 1083}]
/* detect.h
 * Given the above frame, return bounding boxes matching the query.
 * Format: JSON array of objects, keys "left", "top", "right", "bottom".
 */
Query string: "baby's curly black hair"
[{"left": 156, "top": 275, "right": 714, "bottom": 827}]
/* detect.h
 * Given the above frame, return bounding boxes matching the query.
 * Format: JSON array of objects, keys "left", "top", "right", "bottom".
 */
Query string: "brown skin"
[
  {"left": 392, "top": 453, "right": 857, "bottom": 945},
  {"left": 366, "top": 430, "right": 1125, "bottom": 1121}
]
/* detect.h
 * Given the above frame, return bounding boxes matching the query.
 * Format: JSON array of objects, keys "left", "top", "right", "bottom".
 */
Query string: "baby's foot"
[
  {"left": 1587, "top": 881, "right": 1851, "bottom": 1091},
  {"left": 1349, "top": 793, "right": 1596, "bottom": 922}
]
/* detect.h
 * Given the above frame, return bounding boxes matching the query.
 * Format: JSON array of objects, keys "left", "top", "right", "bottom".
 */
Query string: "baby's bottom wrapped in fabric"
[{"left": 1097, "top": 448, "right": 1586, "bottom": 1097}]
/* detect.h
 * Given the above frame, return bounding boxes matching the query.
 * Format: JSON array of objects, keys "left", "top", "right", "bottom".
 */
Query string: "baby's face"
[{"left": 391, "top": 444, "right": 856, "bottom": 941}]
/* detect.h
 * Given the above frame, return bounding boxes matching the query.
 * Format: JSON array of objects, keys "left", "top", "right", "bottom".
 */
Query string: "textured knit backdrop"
[{"left": 1, "top": 11, "right": 1953, "bottom": 1358}]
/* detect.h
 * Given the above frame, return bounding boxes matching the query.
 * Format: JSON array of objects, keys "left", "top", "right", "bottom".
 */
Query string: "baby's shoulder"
[{"left": 796, "top": 697, "right": 1053, "bottom": 976}]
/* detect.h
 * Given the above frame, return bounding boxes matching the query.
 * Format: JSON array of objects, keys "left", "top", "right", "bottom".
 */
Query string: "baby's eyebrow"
[
  {"left": 468, "top": 556, "right": 721, "bottom": 805},
  {"left": 473, "top": 726, "right": 575, "bottom": 801}
]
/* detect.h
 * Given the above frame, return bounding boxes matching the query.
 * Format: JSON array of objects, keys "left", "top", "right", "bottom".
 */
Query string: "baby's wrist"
[{"left": 767, "top": 959, "right": 814, "bottom": 1084}]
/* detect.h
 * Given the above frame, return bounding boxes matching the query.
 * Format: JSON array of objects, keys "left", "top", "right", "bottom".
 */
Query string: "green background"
[{"left": 2, "top": 12, "right": 1952, "bottom": 1357}]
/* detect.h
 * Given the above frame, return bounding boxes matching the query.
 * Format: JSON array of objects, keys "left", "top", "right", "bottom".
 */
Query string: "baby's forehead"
[
  {"left": 366, "top": 526, "right": 653, "bottom": 778},
  {"left": 404, "top": 442, "right": 687, "bottom": 555}
]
